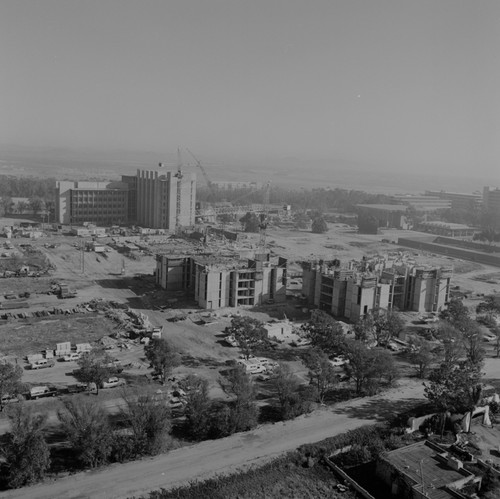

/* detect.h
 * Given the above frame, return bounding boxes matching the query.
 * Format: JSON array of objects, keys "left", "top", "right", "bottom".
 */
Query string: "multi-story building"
[
  {"left": 483, "top": 186, "right": 500, "bottom": 219},
  {"left": 55, "top": 168, "right": 196, "bottom": 229},
  {"left": 302, "top": 258, "right": 452, "bottom": 321},
  {"left": 155, "top": 253, "right": 287, "bottom": 310},
  {"left": 136, "top": 169, "right": 196, "bottom": 230},
  {"left": 425, "top": 190, "right": 482, "bottom": 212},
  {"left": 55, "top": 180, "right": 130, "bottom": 226},
  {"left": 390, "top": 194, "right": 451, "bottom": 212}
]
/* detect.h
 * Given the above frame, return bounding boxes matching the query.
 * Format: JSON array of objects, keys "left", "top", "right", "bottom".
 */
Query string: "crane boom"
[
  {"left": 174, "top": 147, "right": 183, "bottom": 234},
  {"left": 186, "top": 149, "right": 216, "bottom": 195}
]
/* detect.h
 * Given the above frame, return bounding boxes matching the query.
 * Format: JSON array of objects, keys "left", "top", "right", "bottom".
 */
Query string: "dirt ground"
[
  {"left": 2, "top": 220, "right": 500, "bottom": 497},
  {"left": 1, "top": 223, "right": 500, "bottom": 394}
]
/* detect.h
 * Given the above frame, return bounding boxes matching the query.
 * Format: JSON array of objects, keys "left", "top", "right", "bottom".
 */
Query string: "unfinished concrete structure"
[
  {"left": 302, "top": 257, "right": 452, "bottom": 321},
  {"left": 156, "top": 253, "right": 287, "bottom": 310},
  {"left": 136, "top": 169, "right": 196, "bottom": 230}
]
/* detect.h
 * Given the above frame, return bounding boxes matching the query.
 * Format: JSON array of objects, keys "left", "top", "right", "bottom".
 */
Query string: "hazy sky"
[{"left": 1, "top": 0, "right": 499, "bottom": 177}]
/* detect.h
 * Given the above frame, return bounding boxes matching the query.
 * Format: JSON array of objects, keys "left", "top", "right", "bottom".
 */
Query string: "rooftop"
[
  {"left": 357, "top": 204, "right": 409, "bottom": 212},
  {"left": 381, "top": 441, "right": 474, "bottom": 499}
]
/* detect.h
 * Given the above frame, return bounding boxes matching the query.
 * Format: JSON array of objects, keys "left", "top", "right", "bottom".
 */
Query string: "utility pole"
[{"left": 80, "top": 241, "right": 85, "bottom": 274}]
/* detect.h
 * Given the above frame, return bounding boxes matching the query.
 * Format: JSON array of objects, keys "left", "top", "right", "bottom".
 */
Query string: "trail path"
[{"left": 0, "top": 380, "right": 424, "bottom": 499}]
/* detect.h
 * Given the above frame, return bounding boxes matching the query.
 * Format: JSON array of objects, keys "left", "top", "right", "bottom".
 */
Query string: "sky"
[{"left": 1, "top": 0, "right": 499, "bottom": 179}]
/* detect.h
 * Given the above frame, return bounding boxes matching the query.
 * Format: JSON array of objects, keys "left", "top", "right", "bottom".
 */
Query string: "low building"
[
  {"left": 356, "top": 204, "right": 410, "bottom": 233},
  {"left": 156, "top": 253, "right": 287, "bottom": 310},
  {"left": 376, "top": 440, "right": 481, "bottom": 499},
  {"left": 417, "top": 221, "right": 478, "bottom": 238}
]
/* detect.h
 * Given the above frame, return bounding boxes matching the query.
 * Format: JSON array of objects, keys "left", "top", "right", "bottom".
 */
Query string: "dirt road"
[{"left": 0, "top": 380, "right": 425, "bottom": 499}]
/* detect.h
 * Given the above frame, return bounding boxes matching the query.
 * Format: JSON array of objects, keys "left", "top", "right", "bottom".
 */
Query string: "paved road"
[{"left": 0, "top": 380, "right": 425, "bottom": 499}]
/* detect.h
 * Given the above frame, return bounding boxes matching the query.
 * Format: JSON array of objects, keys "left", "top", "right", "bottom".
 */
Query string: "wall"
[{"left": 398, "top": 238, "right": 500, "bottom": 268}]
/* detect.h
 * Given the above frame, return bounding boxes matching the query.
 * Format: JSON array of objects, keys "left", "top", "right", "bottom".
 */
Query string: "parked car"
[
  {"left": 29, "top": 359, "right": 55, "bottom": 370},
  {"left": 290, "top": 337, "right": 311, "bottom": 347},
  {"left": 1, "top": 394, "right": 24, "bottom": 407},
  {"left": 62, "top": 352, "right": 81, "bottom": 362},
  {"left": 329, "top": 356, "right": 349, "bottom": 367},
  {"left": 101, "top": 377, "right": 126, "bottom": 389}
]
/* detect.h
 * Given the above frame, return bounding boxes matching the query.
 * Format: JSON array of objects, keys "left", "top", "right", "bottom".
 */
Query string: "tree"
[
  {"left": 182, "top": 375, "right": 212, "bottom": 440},
  {"left": 408, "top": 338, "right": 436, "bottom": 379},
  {"left": 0, "top": 363, "right": 23, "bottom": 412},
  {"left": 239, "top": 212, "right": 260, "bottom": 232},
  {"left": 293, "top": 211, "right": 311, "bottom": 230},
  {"left": 435, "top": 322, "right": 465, "bottom": 367},
  {"left": 1, "top": 404, "right": 50, "bottom": 488},
  {"left": 303, "top": 349, "right": 338, "bottom": 403},
  {"left": 342, "top": 340, "right": 398, "bottom": 395},
  {"left": 462, "top": 323, "right": 485, "bottom": 367},
  {"left": 223, "top": 365, "right": 258, "bottom": 432},
  {"left": 353, "top": 314, "right": 374, "bottom": 343},
  {"left": 358, "top": 309, "right": 405, "bottom": 346},
  {"left": 225, "top": 316, "right": 268, "bottom": 360},
  {"left": 121, "top": 390, "right": 172, "bottom": 456},
  {"left": 74, "top": 350, "right": 114, "bottom": 394},
  {"left": 144, "top": 338, "right": 181, "bottom": 385},
  {"left": 493, "top": 327, "right": 500, "bottom": 358},
  {"left": 311, "top": 217, "right": 328, "bottom": 234},
  {"left": 0, "top": 196, "right": 13, "bottom": 215},
  {"left": 270, "top": 363, "right": 307, "bottom": 420},
  {"left": 16, "top": 201, "right": 28, "bottom": 215},
  {"left": 439, "top": 298, "right": 472, "bottom": 332},
  {"left": 301, "top": 310, "right": 345, "bottom": 356},
  {"left": 424, "top": 360, "right": 483, "bottom": 415},
  {"left": 28, "top": 197, "right": 44, "bottom": 216},
  {"left": 58, "top": 396, "right": 113, "bottom": 468}
]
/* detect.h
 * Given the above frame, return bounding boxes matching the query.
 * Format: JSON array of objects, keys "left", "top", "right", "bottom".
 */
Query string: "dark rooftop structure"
[{"left": 376, "top": 440, "right": 480, "bottom": 499}]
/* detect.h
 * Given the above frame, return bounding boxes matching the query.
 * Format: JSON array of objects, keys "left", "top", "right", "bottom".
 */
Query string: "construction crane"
[
  {"left": 174, "top": 148, "right": 183, "bottom": 234},
  {"left": 258, "top": 181, "right": 271, "bottom": 251},
  {"left": 186, "top": 148, "right": 216, "bottom": 196}
]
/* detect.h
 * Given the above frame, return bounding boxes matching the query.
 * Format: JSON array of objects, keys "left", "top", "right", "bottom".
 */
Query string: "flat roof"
[
  {"left": 357, "top": 204, "right": 408, "bottom": 211},
  {"left": 381, "top": 441, "right": 471, "bottom": 499},
  {"left": 419, "top": 221, "right": 476, "bottom": 230}
]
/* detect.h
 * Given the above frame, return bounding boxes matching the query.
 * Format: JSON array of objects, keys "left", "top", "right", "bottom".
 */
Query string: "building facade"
[
  {"left": 302, "top": 259, "right": 452, "bottom": 321},
  {"left": 425, "top": 190, "right": 482, "bottom": 212},
  {"left": 136, "top": 169, "right": 196, "bottom": 230},
  {"left": 55, "top": 181, "right": 130, "bottom": 226},
  {"left": 483, "top": 186, "right": 500, "bottom": 220},
  {"left": 155, "top": 253, "right": 287, "bottom": 310},
  {"left": 55, "top": 168, "right": 196, "bottom": 229}
]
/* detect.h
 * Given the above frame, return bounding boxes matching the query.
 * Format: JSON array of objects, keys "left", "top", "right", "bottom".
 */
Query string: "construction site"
[{"left": 1, "top": 159, "right": 500, "bottom": 486}]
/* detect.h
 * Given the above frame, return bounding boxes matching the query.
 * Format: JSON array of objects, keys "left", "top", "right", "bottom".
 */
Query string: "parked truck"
[
  {"left": 58, "top": 284, "right": 77, "bottom": 299},
  {"left": 29, "top": 386, "right": 59, "bottom": 400}
]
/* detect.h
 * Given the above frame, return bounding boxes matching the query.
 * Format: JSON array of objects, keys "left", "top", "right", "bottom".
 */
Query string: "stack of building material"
[{"left": 55, "top": 341, "right": 72, "bottom": 357}]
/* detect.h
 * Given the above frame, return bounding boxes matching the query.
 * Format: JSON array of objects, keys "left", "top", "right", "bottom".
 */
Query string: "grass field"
[{"left": 0, "top": 313, "right": 117, "bottom": 357}]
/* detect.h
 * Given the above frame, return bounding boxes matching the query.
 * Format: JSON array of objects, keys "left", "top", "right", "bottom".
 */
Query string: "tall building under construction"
[
  {"left": 135, "top": 169, "right": 196, "bottom": 230},
  {"left": 55, "top": 169, "right": 196, "bottom": 229}
]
